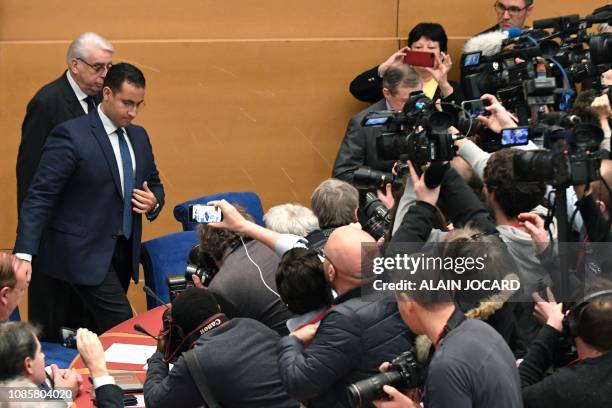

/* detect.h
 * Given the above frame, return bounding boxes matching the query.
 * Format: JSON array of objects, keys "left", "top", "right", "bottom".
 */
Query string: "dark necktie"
[
  {"left": 84, "top": 95, "right": 97, "bottom": 113},
  {"left": 116, "top": 128, "right": 134, "bottom": 238}
]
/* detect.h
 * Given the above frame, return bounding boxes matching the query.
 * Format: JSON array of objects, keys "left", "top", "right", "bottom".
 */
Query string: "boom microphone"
[{"left": 463, "top": 30, "right": 514, "bottom": 57}]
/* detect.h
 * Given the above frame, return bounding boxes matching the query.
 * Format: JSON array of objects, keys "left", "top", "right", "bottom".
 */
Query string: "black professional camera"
[
  {"left": 346, "top": 349, "right": 424, "bottom": 407},
  {"left": 514, "top": 120, "right": 604, "bottom": 187},
  {"left": 361, "top": 92, "right": 456, "bottom": 164},
  {"left": 361, "top": 192, "right": 391, "bottom": 241},
  {"left": 166, "top": 244, "right": 219, "bottom": 301}
]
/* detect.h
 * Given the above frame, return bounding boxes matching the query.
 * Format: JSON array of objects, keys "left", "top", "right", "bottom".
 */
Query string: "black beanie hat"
[{"left": 171, "top": 287, "right": 220, "bottom": 334}]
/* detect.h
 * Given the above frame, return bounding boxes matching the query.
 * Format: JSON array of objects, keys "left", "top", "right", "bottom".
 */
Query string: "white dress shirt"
[
  {"left": 65, "top": 71, "right": 92, "bottom": 113},
  {"left": 97, "top": 105, "right": 136, "bottom": 197}
]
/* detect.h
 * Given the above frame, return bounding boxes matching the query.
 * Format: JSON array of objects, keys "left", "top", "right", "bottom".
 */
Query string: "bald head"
[{"left": 324, "top": 226, "right": 375, "bottom": 294}]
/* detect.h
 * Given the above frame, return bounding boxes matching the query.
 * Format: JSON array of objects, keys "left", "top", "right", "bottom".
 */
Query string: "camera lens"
[{"left": 347, "top": 371, "right": 403, "bottom": 407}]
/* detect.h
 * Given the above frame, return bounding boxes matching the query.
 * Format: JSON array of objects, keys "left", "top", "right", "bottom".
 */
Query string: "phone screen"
[
  {"left": 501, "top": 127, "right": 530, "bottom": 146},
  {"left": 61, "top": 327, "right": 77, "bottom": 348},
  {"left": 463, "top": 52, "right": 482, "bottom": 67},
  {"left": 403, "top": 51, "right": 435, "bottom": 68},
  {"left": 461, "top": 99, "right": 489, "bottom": 119},
  {"left": 189, "top": 205, "right": 223, "bottom": 223}
]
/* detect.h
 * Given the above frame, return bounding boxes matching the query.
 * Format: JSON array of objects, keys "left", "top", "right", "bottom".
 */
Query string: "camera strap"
[
  {"left": 184, "top": 349, "right": 223, "bottom": 408},
  {"left": 434, "top": 306, "right": 467, "bottom": 347}
]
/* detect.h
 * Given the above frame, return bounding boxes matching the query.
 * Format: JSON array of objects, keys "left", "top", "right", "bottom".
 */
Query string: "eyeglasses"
[
  {"left": 494, "top": 2, "right": 529, "bottom": 16},
  {"left": 77, "top": 57, "right": 113, "bottom": 74}
]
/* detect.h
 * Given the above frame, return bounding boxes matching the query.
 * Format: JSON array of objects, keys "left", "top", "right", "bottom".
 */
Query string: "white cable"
[{"left": 240, "top": 236, "right": 280, "bottom": 297}]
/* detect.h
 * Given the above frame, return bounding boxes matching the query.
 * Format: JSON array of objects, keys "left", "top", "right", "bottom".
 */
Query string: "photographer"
[
  {"left": 376, "top": 180, "right": 523, "bottom": 408},
  {"left": 197, "top": 205, "right": 293, "bottom": 335},
  {"left": 573, "top": 160, "right": 612, "bottom": 244},
  {"left": 144, "top": 287, "right": 298, "bottom": 408},
  {"left": 519, "top": 285, "right": 612, "bottom": 407},
  {"left": 276, "top": 247, "right": 334, "bottom": 332},
  {"left": 349, "top": 22, "right": 462, "bottom": 104},
  {"left": 390, "top": 161, "right": 524, "bottom": 354},
  {"left": 278, "top": 226, "right": 413, "bottom": 408}
]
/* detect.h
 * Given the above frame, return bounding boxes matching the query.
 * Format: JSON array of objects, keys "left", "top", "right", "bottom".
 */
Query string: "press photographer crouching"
[
  {"left": 144, "top": 287, "right": 298, "bottom": 408},
  {"left": 519, "top": 285, "right": 612, "bottom": 407},
  {"left": 196, "top": 205, "right": 293, "bottom": 335}
]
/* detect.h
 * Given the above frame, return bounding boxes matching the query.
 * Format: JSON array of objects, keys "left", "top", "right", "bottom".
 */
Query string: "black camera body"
[
  {"left": 166, "top": 244, "right": 219, "bottom": 302},
  {"left": 361, "top": 192, "right": 391, "bottom": 241},
  {"left": 514, "top": 120, "right": 604, "bottom": 187},
  {"left": 361, "top": 92, "right": 456, "bottom": 164},
  {"left": 347, "top": 349, "right": 424, "bottom": 407}
]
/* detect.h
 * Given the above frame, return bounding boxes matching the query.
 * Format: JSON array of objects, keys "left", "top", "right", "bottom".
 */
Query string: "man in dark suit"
[
  {"left": 333, "top": 64, "right": 422, "bottom": 184},
  {"left": 16, "top": 32, "right": 114, "bottom": 341},
  {"left": 14, "top": 63, "right": 165, "bottom": 333}
]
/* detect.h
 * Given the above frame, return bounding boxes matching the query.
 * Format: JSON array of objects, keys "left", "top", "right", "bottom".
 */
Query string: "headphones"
[{"left": 563, "top": 289, "right": 612, "bottom": 338}]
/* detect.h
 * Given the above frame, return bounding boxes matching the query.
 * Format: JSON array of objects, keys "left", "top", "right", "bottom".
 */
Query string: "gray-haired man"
[{"left": 15, "top": 32, "right": 114, "bottom": 341}]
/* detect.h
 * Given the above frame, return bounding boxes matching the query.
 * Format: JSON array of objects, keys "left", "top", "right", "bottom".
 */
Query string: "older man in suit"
[
  {"left": 15, "top": 63, "right": 164, "bottom": 333},
  {"left": 16, "top": 32, "right": 114, "bottom": 341},
  {"left": 332, "top": 64, "right": 423, "bottom": 186}
]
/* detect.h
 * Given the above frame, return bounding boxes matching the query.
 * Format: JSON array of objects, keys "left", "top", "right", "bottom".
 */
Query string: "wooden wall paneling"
[{"left": 0, "top": 0, "right": 399, "bottom": 41}]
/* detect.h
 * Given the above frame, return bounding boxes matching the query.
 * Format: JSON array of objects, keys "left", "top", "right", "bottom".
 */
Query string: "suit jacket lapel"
[
  {"left": 59, "top": 71, "right": 86, "bottom": 117},
  {"left": 126, "top": 126, "right": 144, "bottom": 188},
  {"left": 89, "top": 110, "right": 123, "bottom": 198}
]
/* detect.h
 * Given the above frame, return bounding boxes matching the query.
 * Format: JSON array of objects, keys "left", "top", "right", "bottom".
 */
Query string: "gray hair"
[
  {"left": 66, "top": 32, "right": 114, "bottom": 65},
  {"left": 382, "top": 64, "right": 422, "bottom": 95},
  {"left": 264, "top": 204, "right": 319, "bottom": 237},
  {"left": 311, "top": 179, "right": 359, "bottom": 229}
]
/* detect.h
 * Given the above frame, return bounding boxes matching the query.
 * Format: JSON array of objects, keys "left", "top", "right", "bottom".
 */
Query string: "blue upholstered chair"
[
  {"left": 140, "top": 230, "right": 199, "bottom": 309},
  {"left": 173, "top": 191, "right": 264, "bottom": 231},
  {"left": 8, "top": 307, "right": 78, "bottom": 369}
]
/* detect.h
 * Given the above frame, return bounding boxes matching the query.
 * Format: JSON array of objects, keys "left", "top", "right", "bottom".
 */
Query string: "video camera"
[
  {"left": 166, "top": 244, "right": 219, "bottom": 302},
  {"left": 514, "top": 117, "right": 605, "bottom": 187},
  {"left": 346, "top": 349, "right": 424, "bottom": 407},
  {"left": 463, "top": 5, "right": 612, "bottom": 117},
  {"left": 360, "top": 92, "right": 457, "bottom": 164}
]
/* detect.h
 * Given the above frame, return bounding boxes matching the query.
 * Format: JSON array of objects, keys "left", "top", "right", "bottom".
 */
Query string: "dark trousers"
[
  {"left": 28, "top": 236, "right": 134, "bottom": 339},
  {"left": 28, "top": 270, "right": 90, "bottom": 342}
]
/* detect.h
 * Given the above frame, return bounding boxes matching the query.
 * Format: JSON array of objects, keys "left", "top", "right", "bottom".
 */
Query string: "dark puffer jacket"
[{"left": 278, "top": 286, "right": 414, "bottom": 408}]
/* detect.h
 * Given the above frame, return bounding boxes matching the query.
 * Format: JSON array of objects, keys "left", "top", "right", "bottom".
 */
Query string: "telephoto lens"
[{"left": 346, "top": 350, "right": 424, "bottom": 407}]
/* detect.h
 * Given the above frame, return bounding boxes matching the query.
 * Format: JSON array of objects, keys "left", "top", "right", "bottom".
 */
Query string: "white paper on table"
[
  {"left": 104, "top": 343, "right": 157, "bottom": 365},
  {"left": 135, "top": 394, "right": 145, "bottom": 407}
]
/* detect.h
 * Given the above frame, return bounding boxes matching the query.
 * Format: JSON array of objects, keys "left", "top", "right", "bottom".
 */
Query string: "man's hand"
[
  {"left": 377, "top": 183, "right": 395, "bottom": 209},
  {"left": 290, "top": 324, "right": 318, "bottom": 347},
  {"left": 591, "top": 93, "right": 612, "bottom": 120},
  {"left": 378, "top": 47, "right": 409, "bottom": 77},
  {"left": 15, "top": 258, "right": 32, "bottom": 284},
  {"left": 518, "top": 212, "right": 549, "bottom": 255},
  {"left": 373, "top": 385, "right": 420, "bottom": 408},
  {"left": 132, "top": 181, "right": 158, "bottom": 214},
  {"left": 425, "top": 52, "right": 453, "bottom": 97},
  {"left": 206, "top": 199, "right": 249, "bottom": 233},
  {"left": 50, "top": 364, "right": 81, "bottom": 397},
  {"left": 76, "top": 329, "right": 109, "bottom": 378},
  {"left": 532, "top": 289, "right": 564, "bottom": 332},
  {"left": 477, "top": 94, "right": 518, "bottom": 133},
  {"left": 407, "top": 161, "right": 440, "bottom": 206}
]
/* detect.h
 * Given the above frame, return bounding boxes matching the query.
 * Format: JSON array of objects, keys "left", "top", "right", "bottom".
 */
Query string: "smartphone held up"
[{"left": 189, "top": 205, "right": 223, "bottom": 224}]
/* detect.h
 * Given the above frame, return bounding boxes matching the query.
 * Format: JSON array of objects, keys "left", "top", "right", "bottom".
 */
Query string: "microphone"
[
  {"left": 463, "top": 30, "right": 512, "bottom": 58},
  {"left": 133, "top": 323, "right": 159, "bottom": 340},
  {"left": 143, "top": 285, "right": 170, "bottom": 309},
  {"left": 424, "top": 162, "right": 450, "bottom": 189},
  {"left": 533, "top": 14, "right": 579, "bottom": 30}
]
